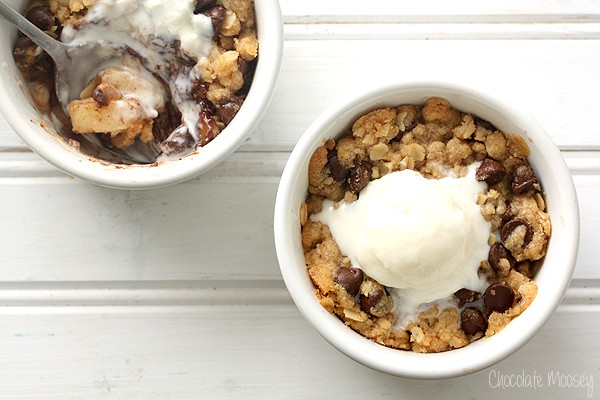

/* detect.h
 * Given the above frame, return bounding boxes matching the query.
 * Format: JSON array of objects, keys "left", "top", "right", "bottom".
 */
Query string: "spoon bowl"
[{"left": 0, "top": 0, "right": 158, "bottom": 163}]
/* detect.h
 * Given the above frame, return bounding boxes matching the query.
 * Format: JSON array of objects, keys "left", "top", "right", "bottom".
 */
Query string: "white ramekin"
[
  {"left": 274, "top": 81, "right": 580, "bottom": 379},
  {"left": 0, "top": 0, "right": 283, "bottom": 189}
]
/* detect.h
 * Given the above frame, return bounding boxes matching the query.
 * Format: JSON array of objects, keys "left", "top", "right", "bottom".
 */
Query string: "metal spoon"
[{"left": 0, "top": 0, "right": 157, "bottom": 163}]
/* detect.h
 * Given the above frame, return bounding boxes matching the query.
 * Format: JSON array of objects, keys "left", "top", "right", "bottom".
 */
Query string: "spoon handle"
[{"left": 0, "top": 0, "right": 62, "bottom": 55}]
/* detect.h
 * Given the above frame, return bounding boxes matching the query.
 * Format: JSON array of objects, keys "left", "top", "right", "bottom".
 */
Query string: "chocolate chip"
[
  {"left": 512, "top": 165, "right": 539, "bottom": 194},
  {"left": 488, "top": 242, "right": 516, "bottom": 272},
  {"left": 348, "top": 157, "right": 372, "bottom": 194},
  {"left": 92, "top": 88, "right": 109, "bottom": 107},
  {"left": 26, "top": 7, "right": 56, "bottom": 31},
  {"left": 475, "top": 158, "right": 506, "bottom": 185},
  {"left": 191, "top": 81, "right": 217, "bottom": 115},
  {"left": 501, "top": 201, "right": 514, "bottom": 223},
  {"left": 454, "top": 288, "right": 481, "bottom": 308},
  {"left": 192, "top": 80, "right": 209, "bottom": 101},
  {"left": 501, "top": 219, "right": 533, "bottom": 247},
  {"left": 461, "top": 307, "right": 488, "bottom": 335},
  {"left": 160, "top": 125, "right": 194, "bottom": 155},
  {"left": 359, "top": 288, "right": 383, "bottom": 315},
  {"left": 194, "top": 0, "right": 216, "bottom": 13},
  {"left": 328, "top": 154, "right": 348, "bottom": 182},
  {"left": 197, "top": 111, "right": 219, "bottom": 146},
  {"left": 483, "top": 283, "right": 515, "bottom": 313},
  {"left": 237, "top": 57, "right": 249, "bottom": 77},
  {"left": 334, "top": 268, "right": 363, "bottom": 296},
  {"left": 203, "top": 6, "right": 226, "bottom": 37},
  {"left": 216, "top": 95, "right": 243, "bottom": 124},
  {"left": 236, "top": 59, "right": 257, "bottom": 96},
  {"left": 474, "top": 117, "right": 497, "bottom": 132},
  {"left": 13, "top": 36, "right": 38, "bottom": 69},
  {"left": 92, "top": 83, "right": 120, "bottom": 107}
]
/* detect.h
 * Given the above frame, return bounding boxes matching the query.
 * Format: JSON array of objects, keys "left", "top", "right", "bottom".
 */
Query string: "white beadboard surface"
[{"left": 1, "top": 1, "right": 600, "bottom": 398}]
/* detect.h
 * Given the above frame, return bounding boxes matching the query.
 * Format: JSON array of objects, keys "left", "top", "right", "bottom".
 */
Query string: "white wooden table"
[{"left": 1, "top": 1, "right": 599, "bottom": 398}]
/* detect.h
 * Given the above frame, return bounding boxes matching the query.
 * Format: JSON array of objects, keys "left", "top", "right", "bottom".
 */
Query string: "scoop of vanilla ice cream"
[{"left": 312, "top": 163, "right": 491, "bottom": 309}]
